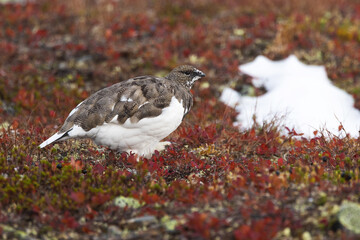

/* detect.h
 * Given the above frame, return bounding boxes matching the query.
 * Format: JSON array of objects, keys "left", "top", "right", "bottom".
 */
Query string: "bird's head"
[{"left": 166, "top": 65, "right": 206, "bottom": 89}]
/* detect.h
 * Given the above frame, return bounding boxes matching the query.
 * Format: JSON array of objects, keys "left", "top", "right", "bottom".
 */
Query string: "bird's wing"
[{"left": 58, "top": 76, "right": 183, "bottom": 133}]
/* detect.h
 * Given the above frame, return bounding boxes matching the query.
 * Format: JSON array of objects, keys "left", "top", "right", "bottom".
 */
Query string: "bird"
[{"left": 39, "top": 65, "right": 205, "bottom": 157}]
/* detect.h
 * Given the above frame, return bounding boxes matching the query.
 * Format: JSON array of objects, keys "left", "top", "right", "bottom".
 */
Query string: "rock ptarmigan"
[{"left": 39, "top": 65, "right": 205, "bottom": 157}]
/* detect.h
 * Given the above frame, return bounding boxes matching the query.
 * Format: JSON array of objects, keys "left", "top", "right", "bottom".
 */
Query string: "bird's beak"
[{"left": 196, "top": 69, "right": 205, "bottom": 78}]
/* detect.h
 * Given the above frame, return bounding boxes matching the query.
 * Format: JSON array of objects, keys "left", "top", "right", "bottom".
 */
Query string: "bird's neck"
[{"left": 165, "top": 76, "right": 192, "bottom": 90}]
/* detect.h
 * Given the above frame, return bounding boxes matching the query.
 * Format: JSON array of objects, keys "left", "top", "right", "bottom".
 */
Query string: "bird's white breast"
[{"left": 68, "top": 96, "right": 185, "bottom": 156}]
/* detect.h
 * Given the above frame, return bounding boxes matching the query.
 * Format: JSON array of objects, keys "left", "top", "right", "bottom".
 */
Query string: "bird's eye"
[{"left": 183, "top": 71, "right": 191, "bottom": 76}]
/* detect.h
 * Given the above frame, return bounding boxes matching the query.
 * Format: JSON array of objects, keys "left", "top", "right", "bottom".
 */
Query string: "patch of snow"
[{"left": 220, "top": 55, "right": 360, "bottom": 138}]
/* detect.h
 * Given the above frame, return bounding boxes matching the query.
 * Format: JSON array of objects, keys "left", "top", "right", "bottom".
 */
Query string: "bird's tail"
[{"left": 39, "top": 131, "right": 69, "bottom": 148}]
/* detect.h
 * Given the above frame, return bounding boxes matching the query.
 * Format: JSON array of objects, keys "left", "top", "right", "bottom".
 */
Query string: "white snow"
[{"left": 220, "top": 55, "right": 360, "bottom": 138}]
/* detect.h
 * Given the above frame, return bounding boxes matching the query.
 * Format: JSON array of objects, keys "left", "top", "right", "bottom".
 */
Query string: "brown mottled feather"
[{"left": 59, "top": 70, "right": 197, "bottom": 133}]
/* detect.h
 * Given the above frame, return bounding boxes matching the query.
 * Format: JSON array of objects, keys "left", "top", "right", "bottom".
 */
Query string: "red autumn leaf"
[
  {"left": 105, "top": 28, "right": 112, "bottom": 39},
  {"left": 92, "top": 163, "right": 105, "bottom": 175},
  {"left": 70, "top": 192, "right": 85, "bottom": 204},
  {"left": 234, "top": 225, "right": 251, "bottom": 240},
  {"left": 257, "top": 143, "right": 269, "bottom": 155},
  {"left": 81, "top": 225, "right": 92, "bottom": 234},
  {"left": 183, "top": 48, "right": 191, "bottom": 57},
  {"left": 247, "top": 162, "right": 254, "bottom": 172},
  {"left": 0, "top": 41, "right": 16, "bottom": 54},
  {"left": 6, "top": 28, "right": 15, "bottom": 38},
  {"left": 80, "top": 90, "right": 89, "bottom": 99},
  {"left": 125, "top": 28, "right": 137, "bottom": 38},
  {"left": 339, "top": 161, "right": 345, "bottom": 168},
  {"left": 61, "top": 215, "right": 79, "bottom": 229},
  {"left": 85, "top": 205, "right": 98, "bottom": 220},
  {"left": 14, "top": 89, "right": 35, "bottom": 108},
  {"left": 70, "top": 157, "right": 84, "bottom": 171},
  {"left": 91, "top": 193, "right": 111, "bottom": 207},
  {"left": 51, "top": 161, "right": 57, "bottom": 171},
  {"left": 33, "top": 29, "right": 47, "bottom": 38},
  {"left": 11, "top": 120, "right": 19, "bottom": 130},
  {"left": 294, "top": 141, "right": 302, "bottom": 148},
  {"left": 32, "top": 204, "right": 40, "bottom": 214},
  {"left": 49, "top": 110, "right": 56, "bottom": 118},
  {"left": 183, "top": 9, "right": 192, "bottom": 20}
]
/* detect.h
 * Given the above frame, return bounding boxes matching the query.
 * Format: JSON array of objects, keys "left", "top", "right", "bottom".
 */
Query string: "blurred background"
[{"left": 1, "top": 0, "right": 360, "bottom": 128}]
